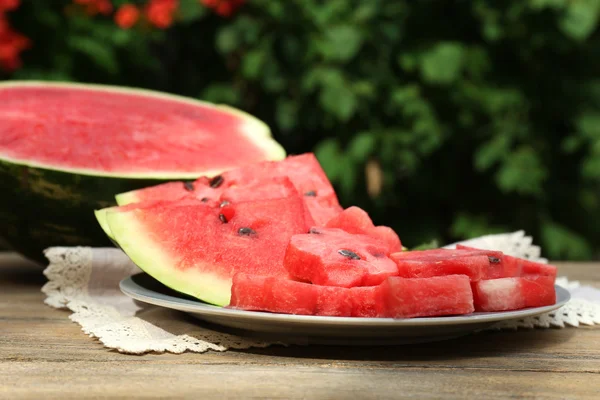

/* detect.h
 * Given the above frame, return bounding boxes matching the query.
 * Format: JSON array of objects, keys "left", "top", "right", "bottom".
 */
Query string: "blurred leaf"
[
  {"left": 68, "top": 36, "right": 118, "bottom": 74},
  {"left": 559, "top": 0, "right": 600, "bottom": 40},
  {"left": 318, "top": 25, "right": 364, "bottom": 61},
  {"left": 411, "top": 240, "right": 439, "bottom": 251},
  {"left": 420, "top": 42, "right": 465, "bottom": 84},
  {"left": 348, "top": 132, "right": 376, "bottom": 161},
  {"left": 496, "top": 147, "right": 547, "bottom": 196},
  {"left": 179, "top": 0, "right": 207, "bottom": 24},
  {"left": 541, "top": 220, "right": 593, "bottom": 260},
  {"left": 314, "top": 138, "right": 344, "bottom": 182},
  {"left": 319, "top": 80, "right": 357, "bottom": 121}
]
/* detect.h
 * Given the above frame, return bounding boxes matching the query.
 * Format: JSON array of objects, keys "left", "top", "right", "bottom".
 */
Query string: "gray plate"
[{"left": 120, "top": 273, "right": 571, "bottom": 346}]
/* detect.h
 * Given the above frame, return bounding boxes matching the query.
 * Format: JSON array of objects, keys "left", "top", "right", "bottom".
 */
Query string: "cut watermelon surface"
[
  {"left": 284, "top": 228, "right": 399, "bottom": 288},
  {"left": 455, "top": 245, "right": 557, "bottom": 279},
  {"left": 107, "top": 195, "right": 309, "bottom": 306},
  {"left": 0, "top": 82, "right": 284, "bottom": 177},
  {"left": 115, "top": 153, "right": 343, "bottom": 225},
  {"left": 230, "top": 274, "right": 474, "bottom": 318},
  {"left": 325, "top": 206, "right": 402, "bottom": 253}
]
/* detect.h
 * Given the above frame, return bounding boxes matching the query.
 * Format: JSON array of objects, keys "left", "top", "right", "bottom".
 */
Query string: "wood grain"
[{"left": 1, "top": 253, "right": 599, "bottom": 399}]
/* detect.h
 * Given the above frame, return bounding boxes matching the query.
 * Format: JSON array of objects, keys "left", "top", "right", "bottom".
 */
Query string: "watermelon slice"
[
  {"left": 325, "top": 206, "right": 402, "bottom": 252},
  {"left": 230, "top": 274, "right": 474, "bottom": 318},
  {"left": 284, "top": 228, "right": 399, "bottom": 288},
  {"left": 0, "top": 82, "right": 285, "bottom": 262},
  {"left": 471, "top": 276, "right": 556, "bottom": 312},
  {"left": 116, "top": 153, "right": 343, "bottom": 226},
  {"left": 456, "top": 244, "right": 557, "bottom": 278},
  {"left": 107, "top": 195, "right": 309, "bottom": 306}
]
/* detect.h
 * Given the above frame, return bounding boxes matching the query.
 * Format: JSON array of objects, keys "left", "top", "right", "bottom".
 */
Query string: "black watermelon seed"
[
  {"left": 238, "top": 227, "right": 257, "bottom": 236},
  {"left": 183, "top": 181, "right": 195, "bottom": 191},
  {"left": 210, "top": 175, "right": 224, "bottom": 188},
  {"left": 309, "top": 228, "right": 321, "bottom": 234},
  {"left": 338, "top": 249, "right": 361, "bottom": 260},
  {"left": 220, "top": 200, "right": 230, "bottom": 207},
  {"left": 488, "top": 256, "right": 501, "bottom": 264},
  {"left": 200, "top": 197, "right": 209, "bottom": 203},
  {"left": 304, "top": 190, "right": 317, "bottom": 197},
  {"left": 219, "top": 213, "right": 228, "bottom": 223}
]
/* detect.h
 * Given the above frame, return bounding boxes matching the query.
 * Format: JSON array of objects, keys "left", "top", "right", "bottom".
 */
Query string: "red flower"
[
  {"left": 115, "top": 4, "right": 140, "bottom": 29},
  {"left": 200, "top": 0, "right": 244, "bottom": 18},
  {"left": 0, "top": 25, "right": 30, "bottom": 72},
  {"left": 145, "top": 0, "right": 178, "bottom": 29},
  {"left": 0, "top": 0, "right": 29, "bottom": 72},
  {"left": 0, "top": 0, "right": 19, "bottom": 13}
]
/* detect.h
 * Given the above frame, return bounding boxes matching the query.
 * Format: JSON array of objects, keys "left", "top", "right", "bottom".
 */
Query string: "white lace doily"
[{"left": 41, "top": 231, "right": 600, "bottom": 354}]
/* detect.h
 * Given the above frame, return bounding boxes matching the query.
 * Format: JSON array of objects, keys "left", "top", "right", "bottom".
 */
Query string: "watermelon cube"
[
  {"left": 471, "top": 276, "right": 556, "bottom": 312},
  {"left": 390, "top": 251, "right": 487, "bottom": 281},
  {"left": 381, "top": 275, "right": 475, "bottom": 318},
  {"left": 284, "top": 228, "right": 399, "bottom": 288},
  {"left": 325, "top": 206, "right": 402, "bottom": 252},
  {"left": 230, "top": 274, "right": 318, "bottom": 315}
]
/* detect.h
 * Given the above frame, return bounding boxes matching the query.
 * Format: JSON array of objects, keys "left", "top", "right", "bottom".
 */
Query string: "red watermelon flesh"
[
  {"left": 471, "top": 276, "right": 556, "bottom": 312},
  {"left": 107, "top": 195, "right": 309, "bottom": 306},
  {"left": 350, "top": 286, "right": 386, "bottom": 317},
  {"left": 456, "top": 245, "right": 557, "bottom": 279},
  {"left": 115, "top": 153, "right": 342, "bottom": 225},
  {"left": 325, "top": 206, "right": 402, "bottom": 253},
  {"left": 389, "top": 252, "right": 486, "bottom": 282},
  {"left": 230, "top": 274, "right": 474, "bottom": 318},
  {"left": 284, "top": 228, "right": 399, "bottom": 288},
  {"left": 0, "top": 83, "right": 284, "bottom": 176},
  {"left": 383, "top": 275, "right": 474, "bottom": 318}
]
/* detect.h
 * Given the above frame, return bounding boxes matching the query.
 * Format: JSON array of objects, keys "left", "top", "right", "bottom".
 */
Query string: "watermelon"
[
  {"left": 325, "top": 206, "right": 402, "bottom": 252},
  {"left": 390, "top": 252, "right": 487, "bottom": 282},
  {"left": 471, "top": 276, "right": 556, "bottom": 312},
  {"left": 229, "top": 274, "right": 474, "bottom": 318},
  {"left": 456, "top": 245, "right": 557, "bottom": 279},
  {"left": 284, "top": 228, "right": 399, "bottom": 288},
  {"left": 115, "top": 153, "right": 343, "bottom": 226},
  {"left": 383, "top": 275, "right": 474, "bottom": 318},
  {"left": 0, "top": 81, "right": 284, "bottom": 262},
  {"left": 107, "top": 194, "right": 309, "bottom": 306}
]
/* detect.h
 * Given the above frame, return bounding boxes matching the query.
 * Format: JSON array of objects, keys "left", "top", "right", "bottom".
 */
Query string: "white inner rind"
[
  {"left": 0, "top": 81, "right": 286, "bottom": 179},
  {"left": 107, "top": 209, "right": 232, "bottom": 306}
]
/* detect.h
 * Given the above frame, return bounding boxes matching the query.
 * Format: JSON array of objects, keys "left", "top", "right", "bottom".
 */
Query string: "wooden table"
[{"left": 1, "top": 252, "right": 599, "bottom": 399}]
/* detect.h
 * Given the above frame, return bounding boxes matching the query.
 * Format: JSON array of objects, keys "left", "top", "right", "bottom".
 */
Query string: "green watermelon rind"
[
  {"left": 94, "top": 208, "right": 115, "bottom": 240},
  {"left": 107, "top": 209, "right": 232, "bottom": 306},
  {"left": 0, "top": 81, "right": 286, "bottom": 179},
  {"left": 0, "top": 158, "right": 169, "bottom": 262}
]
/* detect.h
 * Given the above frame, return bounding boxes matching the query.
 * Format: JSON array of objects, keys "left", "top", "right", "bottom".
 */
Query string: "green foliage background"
[{"left": 4, "top": 0, "right": 600, "bottom": 260}]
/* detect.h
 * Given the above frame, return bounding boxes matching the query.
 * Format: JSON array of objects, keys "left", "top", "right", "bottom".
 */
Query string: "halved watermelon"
[
  {"left": 0, "top": 81, "right": 284, "bottom": 262},
  {"left": 115, "top": 153, "right": 343, "bottom": 226},
  {"left": 284, "top": 228, "right": 399, "bottom": 288},
  {"left": 107, "top": 195, "right": 309, "bottom": 306}
]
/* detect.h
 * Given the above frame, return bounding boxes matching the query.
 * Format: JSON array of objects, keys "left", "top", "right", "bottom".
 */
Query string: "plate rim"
[{"left": 120, "top": 272, "right": 571, "bottom": 327}]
